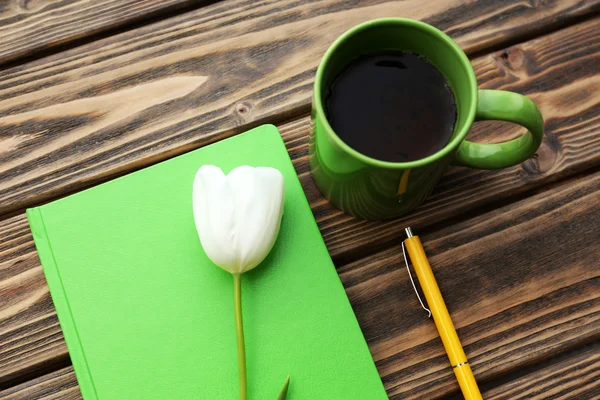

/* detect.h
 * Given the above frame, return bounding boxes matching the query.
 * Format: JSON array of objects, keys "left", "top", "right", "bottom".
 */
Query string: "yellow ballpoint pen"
[{"left": 403, "top": 227, "right": 482, "bottom": 400}]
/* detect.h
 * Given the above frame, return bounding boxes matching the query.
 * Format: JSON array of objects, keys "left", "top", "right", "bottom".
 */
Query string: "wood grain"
[
  {"left": 2, "top": 157, "right": 600, "bottom": 399},
  {"left": 282, "top": 17, "right": 600, "bottom": 262},
  {"left": 0, "top": 0, "right": 598, "bottom": 216},
  {"left": 0, "top": 0, "right": 208, "bottom": 66},
  {"left": 0, "top": 215, "right": 64, "bottom": 388},
  {"left": 483, "top": 342, "right": 600, "bottom": 400},
  {"left": 0, "top": 366, "right": 80, "bottom": 400}
]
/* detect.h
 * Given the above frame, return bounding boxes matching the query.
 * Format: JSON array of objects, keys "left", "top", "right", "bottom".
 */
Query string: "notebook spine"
[{"left": 26, "top": 208, "right": 98, "bottom": 400}]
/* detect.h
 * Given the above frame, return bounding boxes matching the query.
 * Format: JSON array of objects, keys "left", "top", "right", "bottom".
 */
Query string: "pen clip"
[{"left": 402, "top": 241, "right": 432, "bottom": 319}]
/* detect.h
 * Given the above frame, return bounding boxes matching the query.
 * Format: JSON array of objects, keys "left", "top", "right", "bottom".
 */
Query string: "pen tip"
[{"left": 405, "top": 227, "right": 413, "bottom": 238}]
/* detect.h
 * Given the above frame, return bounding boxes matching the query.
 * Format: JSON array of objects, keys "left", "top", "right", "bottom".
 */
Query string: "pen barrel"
[
  {"left": 454, "top": 363, "right": 482, "bottom": 400},
  {"left": 404, "top": 236, "right": 482, "bottom": 400},
  {"left": 404, "top": 236, "right": 467, "bottom": 366}
]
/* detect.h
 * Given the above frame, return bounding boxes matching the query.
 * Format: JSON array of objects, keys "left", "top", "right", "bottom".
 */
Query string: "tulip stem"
[{"left": 233, "top": 273, "right": 247, "bottom": 400}]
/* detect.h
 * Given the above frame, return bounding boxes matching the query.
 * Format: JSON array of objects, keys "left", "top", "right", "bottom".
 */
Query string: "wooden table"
[{"left": 0, "top": 1, "right": 599, "bottom": 399}]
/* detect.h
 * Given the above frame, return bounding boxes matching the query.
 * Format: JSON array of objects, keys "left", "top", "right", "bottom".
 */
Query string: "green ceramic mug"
[{"left": 310, "top": 18, "right": 544, "bottom": 220}]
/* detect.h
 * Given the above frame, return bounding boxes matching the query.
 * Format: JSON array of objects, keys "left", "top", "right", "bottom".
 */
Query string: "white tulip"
[
  {"left": 192, "top": 165, "right": 285, "bottom": 274},
  {"left": 192, "top": 164, "right": 290, "bottom": 399}
]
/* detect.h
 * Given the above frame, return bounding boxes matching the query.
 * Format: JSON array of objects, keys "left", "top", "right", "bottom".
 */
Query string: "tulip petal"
[
  {"left": 193, "top": 165, "right": 238, "bottom": 273},
  {"left": 192, "top": 165, "right": 285, "bottom": 274},
  {"left": 227, "top": 166, "right": 284, "bottom": 273}
]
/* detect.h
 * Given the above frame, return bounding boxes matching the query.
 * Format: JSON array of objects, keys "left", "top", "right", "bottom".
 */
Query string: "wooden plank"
[
  {"left": 0, "top": 0, "right": 208, "bottom": 66},
  {"left": 483, "top": 342, "right": 600, "bottom": 400},
  {"left": 0, "top": 0, "right": 598, "bottom": 216},
  {"left": 0, "top": 216, "right": 64, "bottom": 387},
  {"left": 1, "top": 19, "right": 600, "bottom": 387},
  {"left": 0, "top": 366, "right": 80, "bottom": 400},
  {"left": 2, "top": 156, "right": 599, "bottom": 399}
]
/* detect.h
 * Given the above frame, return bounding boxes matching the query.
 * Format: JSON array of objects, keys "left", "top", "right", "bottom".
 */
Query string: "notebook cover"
[{"left": 26, "top": 125, "right": 387, "bottom": 400}]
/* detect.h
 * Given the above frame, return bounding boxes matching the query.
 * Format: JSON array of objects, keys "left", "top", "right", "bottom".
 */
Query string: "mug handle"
[{"left": 453, "top": 90, "right": 544, "bottom": 169}]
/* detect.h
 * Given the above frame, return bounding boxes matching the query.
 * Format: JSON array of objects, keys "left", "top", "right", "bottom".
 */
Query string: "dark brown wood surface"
[
  {"left": 0, "top": 0, "right": 598, "bottom": 217},
  {"left": 1, "top": 0, "right": 599, "bottom": 399},
  {"left": 0, "top": 214, "right": 64, "bottom": 388},
  {"left": 0, "top": 0, "right": 207, "bottom": 66},
  {"left": 484, "top": 342, "right": 600, "bottom": 400},
  {"left": 0, "top": 366, "right": 80, "bottom": 400}
]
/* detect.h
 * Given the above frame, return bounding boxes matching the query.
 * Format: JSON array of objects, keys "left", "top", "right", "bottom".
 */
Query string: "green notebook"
[{"left": 27, "top": 125, "right": 387, "bottom": 400}]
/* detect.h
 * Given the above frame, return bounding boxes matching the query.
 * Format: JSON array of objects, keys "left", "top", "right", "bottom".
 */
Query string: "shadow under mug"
[{"left": 310, "top": 18, "right": 544, "bottom": 220}]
